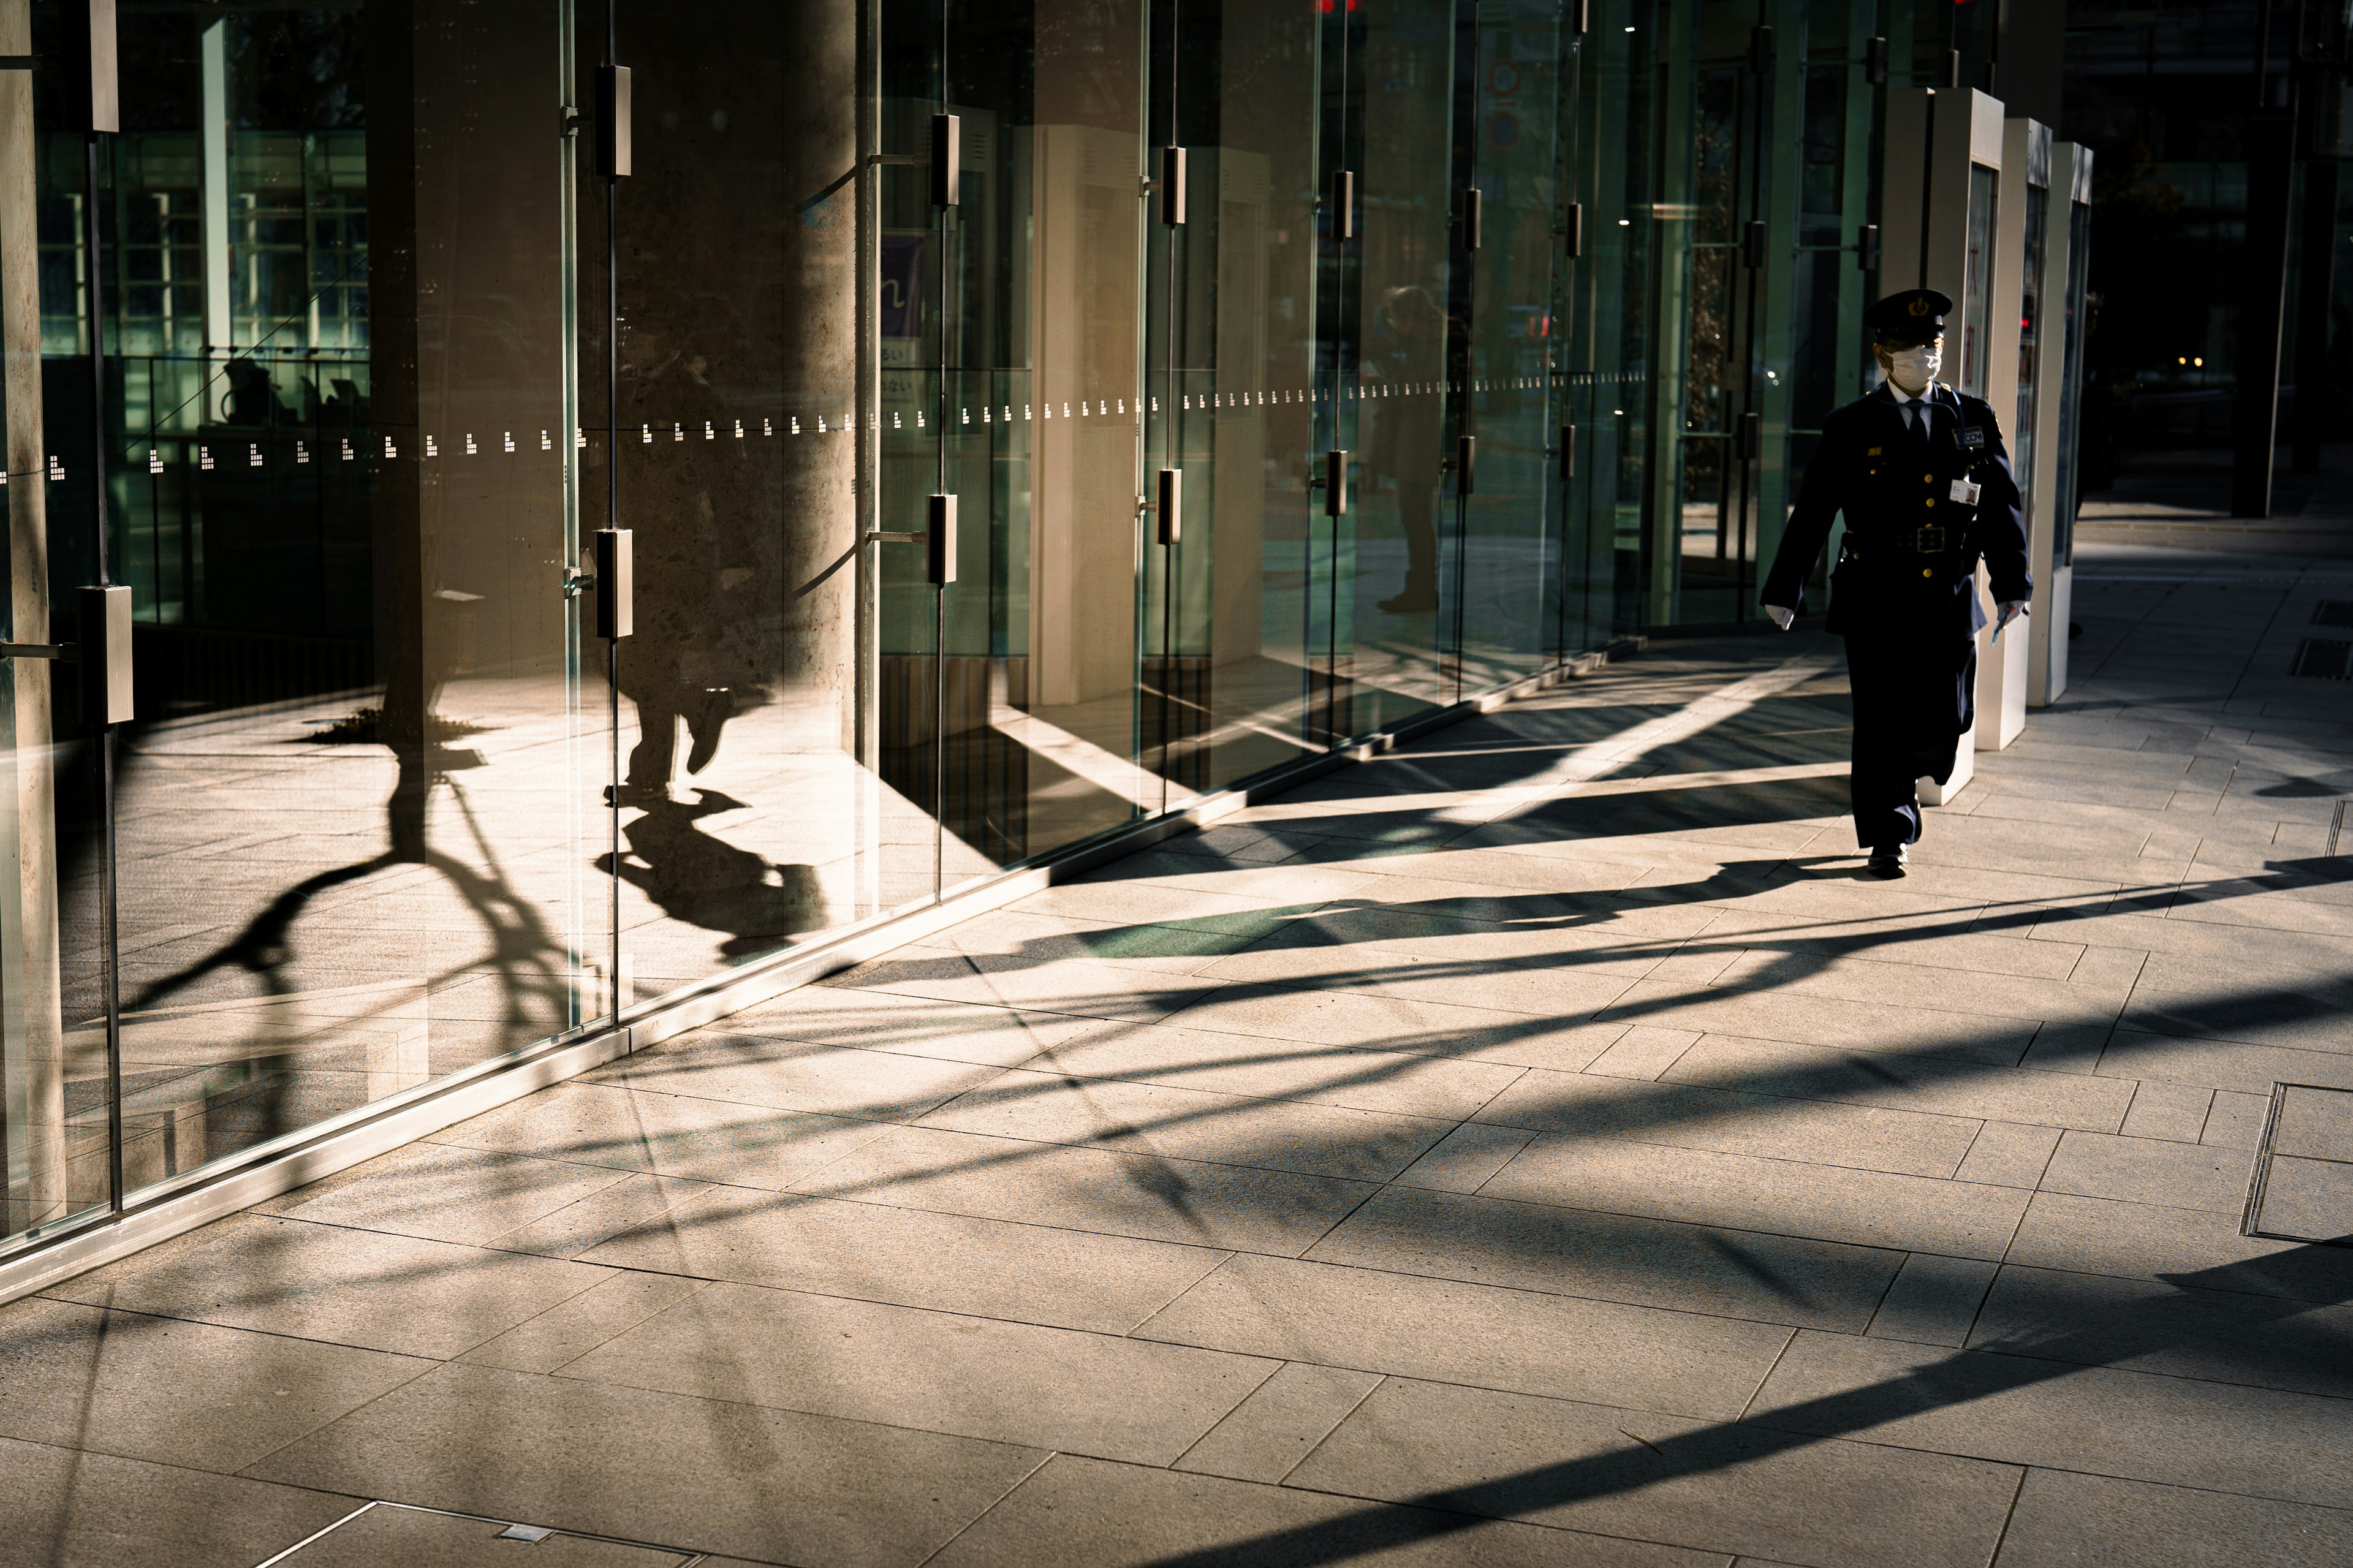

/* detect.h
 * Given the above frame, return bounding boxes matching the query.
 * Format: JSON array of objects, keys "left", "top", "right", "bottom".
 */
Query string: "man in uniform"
[{"left": 1760, "top": 287, "right": 2030, "bottom": 878}]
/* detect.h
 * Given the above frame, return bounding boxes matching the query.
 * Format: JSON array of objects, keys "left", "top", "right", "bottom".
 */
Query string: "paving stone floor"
[{"left": 5, "top": 542, "right": 2352, "bottom": 1568}]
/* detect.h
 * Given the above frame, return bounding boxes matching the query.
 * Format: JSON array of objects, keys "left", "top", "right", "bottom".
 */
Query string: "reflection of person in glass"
[
  {"left": 1365, "top": 286, "right": 1448, "bottom": 614},
  {"left": 612, "top": 312, "right": 764, "bottom": 803}
]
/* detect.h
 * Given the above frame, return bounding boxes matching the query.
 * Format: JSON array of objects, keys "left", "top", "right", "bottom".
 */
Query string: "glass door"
[
  {"left": 1453, "top": 0, "right": 1570, "bottom": 690},
  {"left": 1662, "top": 2, "right": 1778, "bottom": 627},
  {"left": 1315, "top": 0, "right": 1459, "bottom": 743},
  {"left": 1142, "top": 0, "right": 1325, "bottom": 801}
]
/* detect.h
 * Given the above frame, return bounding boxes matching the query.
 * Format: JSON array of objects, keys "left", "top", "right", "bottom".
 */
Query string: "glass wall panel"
[
  {"left": 593, "top": 2, "right": 871, "bottom": 996},
  {"left": 2053, "top": 195, "right": 2090, "bottom": 569},
  {"left": 1143, "top": 0, "right": 1322, "bottom": 800},
  {"left": 940, "top": 0, "right": 1150, "bottom": 869},
  {"left": 0, "top": 0, "right": 103, "bottom": 1240},
  {"left": 30, "top": 0, "right": 593, "bottom": 1204},
  {"left": 1339, "top": 0, "right": 1457, "bottom": 733},
  {"left": 1455, "top": 0, "right": 1565, "bottom": 687},
  {"left": 2014, "top": 177, "right": 2048, "bottom": 528},
  {"left": 1960, "top": 161, "right": 1998, "bottom": 397},
  {"left": 1562, "top": 0, "right": 1657, "bottom": 646}
]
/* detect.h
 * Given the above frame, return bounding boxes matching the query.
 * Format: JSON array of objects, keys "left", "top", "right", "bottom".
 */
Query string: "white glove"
[
  {"left": 1993, "top": 599, "right": 2028, "bottom": 642},
  {"left": 1764, "top": 604, "right": 1795, "bottom": 631}
]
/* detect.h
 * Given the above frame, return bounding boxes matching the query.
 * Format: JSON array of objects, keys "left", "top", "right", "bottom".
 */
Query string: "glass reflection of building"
[{"left": 0, "top": 0, "right": 2076, "bottom": 1279}]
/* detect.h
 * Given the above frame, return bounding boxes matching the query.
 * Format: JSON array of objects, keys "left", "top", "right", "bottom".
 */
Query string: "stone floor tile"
[
  {"left": 830, "top": 951, "right": 1226, "bottom": 1022},
  {"left": 1167, "top": 982, "right": 1588, "bottom": 1058},
  {"left": 1303, "top": 1186, "right": 1903, "bottom": 1331},
  {"left": 2254, "top": 1156, "right": 2353, "bottom": 1241},
  {"left": 1023, "top": 1019, "right": 1529, "bottom": 1119},
  {"left": 1745, "top": 1331, "right": 2353, "bottom": 1507},
  {"left": 1662, "top": 1034, "right": 2134, "bottom": 1131},
  {"left": 1134, "top": 1254, "right": 1792, "bottom": 1419},
  {"left": 560, "top": 1281, "right": 1273, "bottom": 1464},
  {"left": 738, "top": 985, "right": 1109, "bottom": 1066},
  {"left": 2121, "top": 1081, "right": 2218, "bottom": 1142},
  {"left": 258, "top": 1140, "right": 637, "bottom": 1248},
  {"left": 913, "top": 908, "right": 1254, "bottom": 971},
  {"left": 2017, "top": 1021, "right": 2113, "bottom": 1074},
  {"left": 2039, "top": 1130, "right": 2254, "bottom": 1213},
  {"left": 428, "top": 1081, "right": 899, "bottom": 1192},
  {"left": 2004, "top": 1190, "right": 2353, "bottom": 1301},
  {"left": 1172, "top": 1362, "right": 1382, "bottom": 1483},
  {"left": 1007, "top": 876, "right": 1307, "bottom": 935},
  {"left": 1283, "top": 1375, "right": 2021, "bottom": 1568},
  {"left": 246, "top": 1361, "right": 1045, "bottom": 1568},
  {"left": 2099, "top": 1027, "right": 2353, "bottom": 1096},
  {"left": 787, "top": 1124, "right": 1376, "bottom": 1256},
  {"left": 45, "top": 1213, "right": 610, "bottom": 1359},
  {"left": 1582, "top": 1026, "right": 1703, "bottom": 1081},
  {"left": 481, "top": 1173, "right": 728, "bottom": 1259},
  {"left": 1474, "top": 1072, "right": 1981, "bottom": 1180},
  {"left": 1479, "top": 1135, "right": 2031, "bottom": 1259},
  {"left": 455, "top": 1270, "right": 710, "bottom": 1374},
  {"left": 1395, "top": 1122, "right": 1539, "bottom": 1192},
  {"left": 1865, "top": 1256, "right": 1998, "bottom": 1346},
  {"left": 0, "top": 1298, "right": 430, "bottom": 1474},
  {"left": 268, "top": 1503, "right": 691, "bottom": 1565},
  {"left": 582, "top": 1032, "right": 1004, "bottom": 1121},
  {"left": 1955, "top": 1123, "right": 2064, "bottom": 1188},
  {"left": 2273, "top": 1084, "right": 2353, "bottom": 1159},
  {"left": 1592, "top": 980, "right": 2037, "bottom": 1064},
  {"left": 579, "top": 1185, "right": 1223, "bottom": 1332},
  {"left": 914, "top": 1067, "right": 1452, "bottom": 1182},
  {"left": 930, "top": 1452, "right": 1721, "bottom": 1567},
  {"left": 1991, "top": 1466, "right": 2353, "bottom": 1568},
  {"left": 0, "top": 1434, "right": 361, "bottom": 1568},
  {"left": 2203, "top": 1089, "right": 2276, "bottom": 1148},
  {"left": 1965, "top": 1263, "right": 2353, "bottom": 1399}
]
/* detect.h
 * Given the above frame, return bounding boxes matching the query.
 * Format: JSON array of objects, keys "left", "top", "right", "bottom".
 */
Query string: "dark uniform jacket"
[{"left": 1762, "top": 381, "right": 2030, "bottom": 640}]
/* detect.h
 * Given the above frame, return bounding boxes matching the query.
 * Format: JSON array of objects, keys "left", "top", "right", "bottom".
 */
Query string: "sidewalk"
[{"left": 5, "top": 541, "right": 2351, "bottom": 1568}]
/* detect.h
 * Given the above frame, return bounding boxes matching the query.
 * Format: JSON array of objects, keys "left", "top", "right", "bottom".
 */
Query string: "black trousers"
[{"left": 1841, "top": 627, "right": 1976, "bottom": 849}]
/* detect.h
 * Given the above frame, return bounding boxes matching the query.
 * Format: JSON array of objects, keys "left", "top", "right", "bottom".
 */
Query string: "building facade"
[{"left": 0, "top": 0, "right": 2076, "bottom": 1286}]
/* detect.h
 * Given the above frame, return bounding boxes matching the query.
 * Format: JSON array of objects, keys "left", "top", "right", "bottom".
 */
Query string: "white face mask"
[{"left": 1885, "top": 344, "right": 1942, "bottom": 396}]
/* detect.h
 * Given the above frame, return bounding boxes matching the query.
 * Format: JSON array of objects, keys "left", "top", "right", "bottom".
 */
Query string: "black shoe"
[{"left": 1866, "top": 843, "right": 1909, "bottom": 879}]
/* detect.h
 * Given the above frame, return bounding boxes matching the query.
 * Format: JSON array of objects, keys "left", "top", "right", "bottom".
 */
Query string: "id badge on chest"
[{"left": 1949, "top": 477, "right": 1981, "bottom": 507}]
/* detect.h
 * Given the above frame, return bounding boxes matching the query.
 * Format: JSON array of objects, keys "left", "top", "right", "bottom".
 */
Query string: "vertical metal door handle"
[
  {"left": 1463, "top": 188, "right": 1482, "bottom": 252},
  {"left": 1325, "top": 449, "right": 1349, "bottom": 518},
  {"left": 1564, "top": 201, "right": 1583, "bottom": 259},
  {"left": 597, "top": 64, "right": 630, "bottom": 178},
  {"left": 595, "top": 529, "right": 633, "bottom": 639},
  {"left": 81, "top": 584, "right": 132, "bottom": 726},
  {"left": 931, "top": 114, "right": 960, "bottom": 208},
  {"left": 1159, "top": 146, "right": 1186, "bottom": 226},
  {"left": 1332, "top": 170, "right": 1355, "bottom": 241},
  {"left": 928, "top": 494, "right": 958, "bottom": 585},
  {"left": 1457, "top": 435, "right": 1477, "bottom": 496},
  {"left": 1157, "top": 468, "right": 1183, "bottom": 545},
  {"left": 1559, "top": 423, "right": 1576, "bottom": 481}
]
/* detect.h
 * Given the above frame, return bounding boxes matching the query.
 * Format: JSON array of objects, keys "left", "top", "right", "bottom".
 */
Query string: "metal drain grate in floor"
[
  {"left": 2314, "top": 599, "right": 2353, "bottom": 627},
  {"left": 2243, "top": 1083, "right": 2353, "bottom": 1245},
  {"left": 254, "top": 1501, "right": 707, "bottom": 1567},
  {"left": 2288, "top": 638, "right": 2352, "bottom": 679}
]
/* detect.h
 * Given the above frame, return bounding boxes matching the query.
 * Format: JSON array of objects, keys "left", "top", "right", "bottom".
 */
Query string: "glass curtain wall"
[{"left": 12, "top": 0, "right": 1937, "bottom": 1271}]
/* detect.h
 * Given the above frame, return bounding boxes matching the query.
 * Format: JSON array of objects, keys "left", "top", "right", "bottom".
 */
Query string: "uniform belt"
[{"left": 1844, "top": 525, "right": 1963, "bottom": 562}]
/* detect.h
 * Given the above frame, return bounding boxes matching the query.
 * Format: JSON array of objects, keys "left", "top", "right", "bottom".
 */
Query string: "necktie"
[{"left": 1905, "top": 398, "right": 1930, "bottom": 447}]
